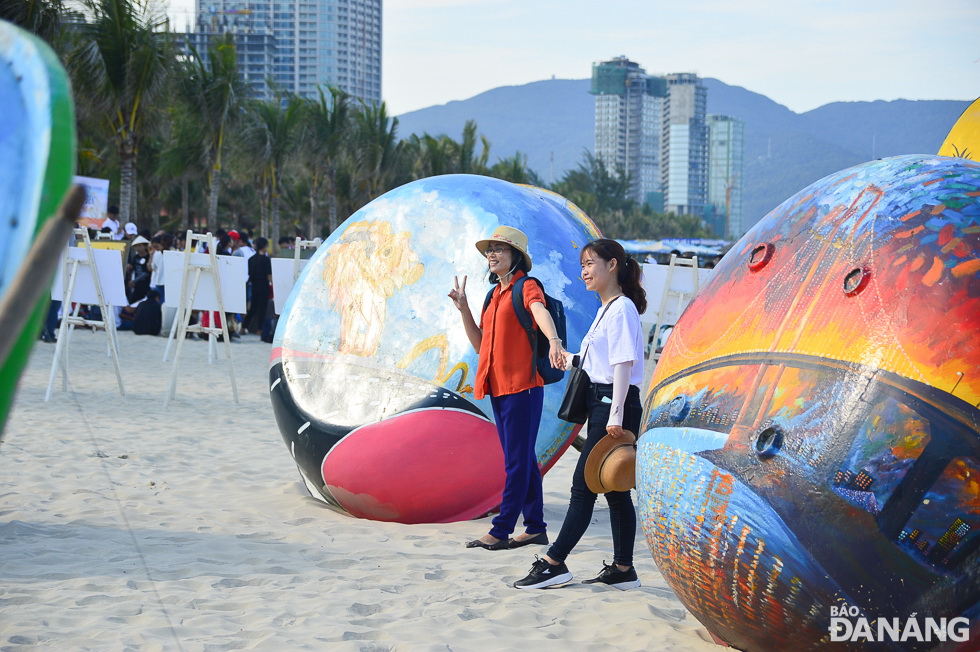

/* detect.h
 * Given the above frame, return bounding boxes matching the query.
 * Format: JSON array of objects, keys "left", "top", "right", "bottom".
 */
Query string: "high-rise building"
[
  {"left": 187, "top": 0, "right": 381, "bottom": 104},
  {"left": 182, "top": 19, "right": 277, "bottom": 101},
  {"left": 706, "top": 114, "right": 744, "bottom": 239},
  {"left": 662, "top": 73, "right": 708, "bottom": 218},
  {"left": 591, "top": 56, "right": 667, "bottom": 207}
]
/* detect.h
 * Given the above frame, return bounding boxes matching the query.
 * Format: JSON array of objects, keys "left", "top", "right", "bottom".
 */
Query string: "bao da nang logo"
[{"left": 829, "top": 605, "right": 971, "bottom": 643}]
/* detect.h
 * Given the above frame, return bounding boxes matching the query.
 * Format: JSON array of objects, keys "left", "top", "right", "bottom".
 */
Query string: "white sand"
[{"left": 0, "top": 329, "right": 718, "bottom": 651}]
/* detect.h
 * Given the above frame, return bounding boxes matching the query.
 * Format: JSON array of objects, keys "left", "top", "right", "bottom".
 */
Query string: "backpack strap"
[
  {"left": 482, "top": 276, "right": 544, "bottom": 383},
  {"left": 481, "top": 286, "right": 495, "bottom": 320},
  {"left": 511, "top": 276, "right": 543, "bottom": 382}
]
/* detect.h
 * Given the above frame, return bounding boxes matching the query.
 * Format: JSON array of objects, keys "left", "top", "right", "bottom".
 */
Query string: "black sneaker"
[
  {"left": 513, "top": 556, "right": 573, "bottom": 589},
  {"left": 582, "top": 561, "right": 641, "bottom": 590}
]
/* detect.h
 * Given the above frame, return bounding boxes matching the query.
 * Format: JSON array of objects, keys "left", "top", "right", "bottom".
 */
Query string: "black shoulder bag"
[{"left": 557, "top": 298, "right": 618, "bottom": 424}]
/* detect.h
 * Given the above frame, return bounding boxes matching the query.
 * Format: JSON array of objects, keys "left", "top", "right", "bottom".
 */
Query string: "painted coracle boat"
[{"left": 270, "top": 175, "right": 602, "bottom": 524}]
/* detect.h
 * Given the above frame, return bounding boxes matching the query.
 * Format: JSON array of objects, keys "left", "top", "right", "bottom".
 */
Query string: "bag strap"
[{"left": 580, "top": 296, "right": 619, "bottom": 364}]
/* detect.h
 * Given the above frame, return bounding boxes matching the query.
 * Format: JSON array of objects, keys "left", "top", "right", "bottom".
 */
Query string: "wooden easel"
[
  {"left": 162, "top": 234, "right": 212, "bottom": 363},
  {"left": 164, "top": 230, "right": 239, "bottom": 407},
  {"left": 45, "top": 227, "right": 126, "bottom": 401},
  {"left": 650, "top": 254, "right": 700, "bottom": 364},
  {"left": 291, "top": 236, "right": 321, "bottom": 282}
]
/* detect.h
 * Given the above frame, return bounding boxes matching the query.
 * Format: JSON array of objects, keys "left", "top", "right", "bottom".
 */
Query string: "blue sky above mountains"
[{"left": 166, "top": 0, "right": 978, "bottom": 115}]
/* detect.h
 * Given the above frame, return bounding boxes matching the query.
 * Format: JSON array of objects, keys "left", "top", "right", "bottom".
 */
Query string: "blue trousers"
[
  {"left": 42, "top": 300, "right": 61, "bottom": 339},
  {"left": 547, "top": 383, "right": 642, "bottom": 567},
  {"left": 488, "top": 386, "right": 546, "bottom": 540}
]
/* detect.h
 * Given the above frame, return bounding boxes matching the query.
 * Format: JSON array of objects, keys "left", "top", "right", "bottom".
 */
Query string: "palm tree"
[
  {"left": 553, "top": 151, "right": 634, "bottom": 217},
  {"left": 303, "top": 85, "right": 352, "bottom": 237},
  {"left": 354, "top": 101, "right": 399, "bottom": 204},
  {"left": 0, "top": 0, "right": 66, "bottom": 46},
  {"left": 159, "top": 107, "right": 207, "bottom": 232},
  {"left": 457, "top": 119, "right": 490, "bottom": 175},
  {"left": 489, "top": 153, "right": 541, "bottom": 186},
  {"left": 179, "top": 33, "right": 249, "bottom": 233},
  {"left": 242, "top": 92, "right": 305, "bottom": 250},
  {"left": 410, "top": 133, "right": 457, "bottom": 178},
  {"left": 67, "top": 0, "right": 172, "bottom": 227},
  {"left": 405, "top": 120, "right": 490, "bottom": 180}
]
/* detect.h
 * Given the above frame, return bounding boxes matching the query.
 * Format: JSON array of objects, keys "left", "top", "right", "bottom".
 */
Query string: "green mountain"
[{"left": 396, "top": 78, "right": 969, "bottom": 231}]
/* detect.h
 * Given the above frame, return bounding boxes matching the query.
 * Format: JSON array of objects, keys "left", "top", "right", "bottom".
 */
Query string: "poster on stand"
[{"left": 73, "top": 176, "right": 110, "bottom": 231}]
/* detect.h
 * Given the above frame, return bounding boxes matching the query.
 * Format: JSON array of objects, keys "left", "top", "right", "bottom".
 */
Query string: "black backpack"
[{"left": 482, "top": 276, "right": 567, "bottom": 385}]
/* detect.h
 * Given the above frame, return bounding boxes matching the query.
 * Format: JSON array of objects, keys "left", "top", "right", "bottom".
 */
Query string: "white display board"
[
  {"left": 163, "top": 250, "right": 247, "bottom": 313},
  {"left": 640, "top": 262, "right": 713, "bottom": 327},
  {"left": 50, "top": 246, "right": 128, "bottom": 306},
  {"left": 271, "top": 257, "right": 309, "bottom": 315}
]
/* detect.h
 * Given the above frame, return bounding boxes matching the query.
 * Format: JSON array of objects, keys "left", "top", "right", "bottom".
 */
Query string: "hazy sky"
[{"left": 168, "top": 0, "right": 979, "bottom": 116}]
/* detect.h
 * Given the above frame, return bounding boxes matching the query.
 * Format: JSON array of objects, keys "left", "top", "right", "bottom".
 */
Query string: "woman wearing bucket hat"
[
  {"left": 514, "top": 238, "right": 647, "bottom": 590},
  {"left": 448, "top": 225, "right": 566, "bottom": 551}
]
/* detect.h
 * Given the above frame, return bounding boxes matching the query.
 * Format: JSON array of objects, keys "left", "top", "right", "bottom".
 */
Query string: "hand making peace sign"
[{"left": 448, "top": 275, "right": 469, "bottom": 312}]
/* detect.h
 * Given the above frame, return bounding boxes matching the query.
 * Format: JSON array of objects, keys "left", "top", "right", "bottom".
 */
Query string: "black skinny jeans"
[{"left": 547, "top": 382, "right": 643, "bottom": 568}]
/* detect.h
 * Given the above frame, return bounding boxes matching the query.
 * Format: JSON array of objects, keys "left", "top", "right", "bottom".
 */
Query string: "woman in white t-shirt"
[
  {"left": 149, "top": 235, "right": 170, "bottom": 303},
  {"left": 514, "top": 238, "right": 647, "bottom": 590}
]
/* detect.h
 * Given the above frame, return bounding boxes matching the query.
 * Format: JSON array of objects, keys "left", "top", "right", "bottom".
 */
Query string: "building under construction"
[
  {"left": 591, "top": 58, "right": 714, "bottom": 219},
  {"left": 591, "top": 56, "right": 666, "bottom": 208},
  {"left": 180, "top": 0, "right": 381, "bottom": 105}
]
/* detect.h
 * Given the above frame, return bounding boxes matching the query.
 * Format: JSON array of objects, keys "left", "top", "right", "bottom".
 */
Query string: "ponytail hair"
[{"left": 581, "top": 238, "right": 647, "bottom": 314}]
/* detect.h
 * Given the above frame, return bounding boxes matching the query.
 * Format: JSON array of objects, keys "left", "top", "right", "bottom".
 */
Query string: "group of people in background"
[{"left": 39, "top": 204, "right": 303, "bottom": 345}]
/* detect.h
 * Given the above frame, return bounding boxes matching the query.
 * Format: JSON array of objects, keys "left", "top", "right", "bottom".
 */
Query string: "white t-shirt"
[
  {"left": 150, "top": 249, "right": 165, "bottom": 286},
  {"left": 581, "top": 296, "right": 645, "bottom": 386},
  {"left": 234, "top": 246, "right": 256, "bottom": 260},
  {"left": 102, "top": 217, "right": 122, "bottom": 240}
]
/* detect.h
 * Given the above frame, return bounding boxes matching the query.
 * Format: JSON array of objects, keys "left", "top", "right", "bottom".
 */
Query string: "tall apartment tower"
[
  {"left": 189, "top": 0, "right": 381, "bottom": 104},
  {"left": 185, "top": 6, "right": 276, "bottom": 100},
  {"left": 706, "top": 114, "right": 745, "bottom": 238},
  {"left": 662, "top": 73, "right": 708, "bottom": 218},
  {"left": 591, "top": 57, "right": 667, "bottom": 207}
]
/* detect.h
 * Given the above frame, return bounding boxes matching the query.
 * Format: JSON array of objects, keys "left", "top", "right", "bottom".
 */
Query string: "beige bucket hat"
[{"left": 474, "top": 226, "right": 532, "bottom": 271}]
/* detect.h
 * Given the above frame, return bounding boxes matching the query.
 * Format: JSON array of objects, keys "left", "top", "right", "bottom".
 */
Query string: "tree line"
[{"left": 2, "top": 0, "right": 713, "bottom": 247}]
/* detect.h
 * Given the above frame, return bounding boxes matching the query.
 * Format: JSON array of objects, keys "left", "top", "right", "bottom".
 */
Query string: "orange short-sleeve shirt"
[{"left": 474, "top": 270, "right": 546, "bottom": 399}]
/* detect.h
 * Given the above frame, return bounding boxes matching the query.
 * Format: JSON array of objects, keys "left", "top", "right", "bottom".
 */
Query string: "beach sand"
[{"left": 1, "top": 329, "right": 718, "bottom": 651}]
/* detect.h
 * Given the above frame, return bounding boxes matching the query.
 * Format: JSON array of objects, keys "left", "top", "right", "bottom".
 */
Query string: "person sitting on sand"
[
  {"left": 448, "top": 226, "right": 565, "bottom": 551},
  {"left": 126, "top": 235, "right": 152, "bottom": 304}
]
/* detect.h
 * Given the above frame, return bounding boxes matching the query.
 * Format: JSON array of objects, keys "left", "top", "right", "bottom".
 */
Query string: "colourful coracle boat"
[
  {"left": 637, "top": 155, "right": 980, "bottom": 651},
  {"left": 0, "top": 20, "right": 76, "bottom": 437},
  {"left": 270, "top": 175, "right": 602, "bottom": 524}
]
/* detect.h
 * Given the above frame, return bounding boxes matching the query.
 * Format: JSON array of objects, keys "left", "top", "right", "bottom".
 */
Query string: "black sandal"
[
  {"left": 465, "top": 537, "right": 509, "bottom": 550},
  {"left": 507, "top": 532, "right": 549, "bottom": 548}
]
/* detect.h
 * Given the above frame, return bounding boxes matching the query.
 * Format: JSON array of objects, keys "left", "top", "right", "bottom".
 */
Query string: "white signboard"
[
  {"left": 50, "top": 246, "right": 129, "bottom": 306},
  {"left": 271, "top": 257, "right": 309, "bottom": 315},
  {"left": 73, "top": 176, "right": 110, "bottom": 230},
  {"left": 640, "top": 262, "right": 713, "bottom": 327},
  {"left": 162, "top": 250, "right": 247, "bottom": 313}
]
